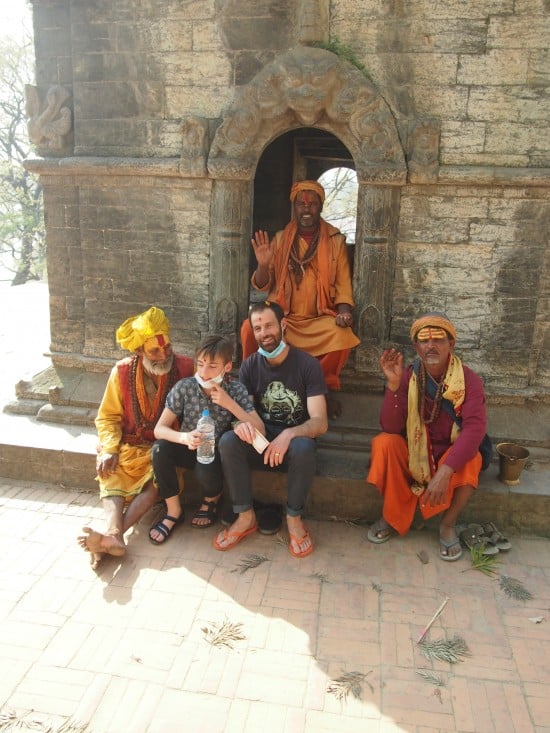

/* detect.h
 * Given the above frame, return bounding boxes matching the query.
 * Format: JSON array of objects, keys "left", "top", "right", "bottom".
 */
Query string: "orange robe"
[
  {"left": 242, "top": 218, "right": 360, "bottom": 389},
  {"left": 367, "top": 433, "right": 482, "bottom": 535}
]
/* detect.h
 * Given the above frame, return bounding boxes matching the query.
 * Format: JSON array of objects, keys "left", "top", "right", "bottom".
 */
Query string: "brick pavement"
[{"left": 0, "top": 477, "right": 548, "bottom": 733}]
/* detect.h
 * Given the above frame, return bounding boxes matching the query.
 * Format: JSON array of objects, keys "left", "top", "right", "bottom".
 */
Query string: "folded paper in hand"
[{"left": 252, "top": 429, "right": 270, "bottom": 454}]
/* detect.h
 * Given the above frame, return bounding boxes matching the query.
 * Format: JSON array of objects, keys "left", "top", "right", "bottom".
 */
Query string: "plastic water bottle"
[{"left": 196, "top": 408, "right": 215, "bottom": 464}]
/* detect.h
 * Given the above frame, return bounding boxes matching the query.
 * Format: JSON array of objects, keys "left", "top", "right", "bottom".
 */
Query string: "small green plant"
[
  {"left": 464, "top": 544, "right": 500, "bottom": 576},
  {"left": 310, "top": 37, "right": 370, "bottom": 77}
]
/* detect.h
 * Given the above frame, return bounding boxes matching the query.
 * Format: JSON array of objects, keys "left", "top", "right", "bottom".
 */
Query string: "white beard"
[{"left": 142, "top": 353, "right": 174, "bottom": 376}]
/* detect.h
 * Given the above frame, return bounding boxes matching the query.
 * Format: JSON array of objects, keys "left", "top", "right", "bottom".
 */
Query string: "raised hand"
[
  {"left": 251, "top": 230, "right": 273, "bottom": 268},
  {"left": 380, "top": 348, "right": 403, "bottom": 390}
]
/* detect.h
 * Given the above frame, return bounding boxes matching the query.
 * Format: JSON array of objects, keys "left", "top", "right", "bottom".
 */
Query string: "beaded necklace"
[
  {"left": 417, "top": 360, "right": 445, "bottom": 425},
  {"left": 288, "top": 228, "right": 320, "bottom": 286},
  {"left": 128, "top": 355, "right": 179, "bottom": 432}
]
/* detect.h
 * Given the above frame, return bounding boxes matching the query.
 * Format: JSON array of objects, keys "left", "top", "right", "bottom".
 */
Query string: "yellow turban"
[
  {"left": 290, "top": 180, "right": 325, "bottom": 204},
  {"left": 116, "top": 306, "right": 171, "bottom": 352},
  {"left": 410, "top": 312, "right": 457, "bottom": 342}
]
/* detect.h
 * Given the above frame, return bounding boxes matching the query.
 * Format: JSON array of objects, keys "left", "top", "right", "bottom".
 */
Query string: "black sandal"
[
  {"left": 191, "top": 497, "right": 220, "bottom": 529},
  {"left": 149, "top": 512, "right": 184, "bottom": 545}
]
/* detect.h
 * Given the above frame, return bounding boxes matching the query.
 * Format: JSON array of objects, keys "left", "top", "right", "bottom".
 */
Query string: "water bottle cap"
[{"left": 202, "top": 408, "right": 209, "bottom": 417}]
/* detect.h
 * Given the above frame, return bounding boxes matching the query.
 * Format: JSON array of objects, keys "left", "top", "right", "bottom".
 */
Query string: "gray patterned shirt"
[{"left": 165, "top": 377, "right": 255, "bottom": 440}]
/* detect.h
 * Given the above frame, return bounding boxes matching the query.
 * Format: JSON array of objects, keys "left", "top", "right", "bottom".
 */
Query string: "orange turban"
[
  {"left": 410, "top": 312, "right": 457, "bottom": 342},
  {"left": 116, "top": 306, "right": 171, "bottom": 352},
  {"left": 289, "top": 180, "right": 325, "bottom": 204}
]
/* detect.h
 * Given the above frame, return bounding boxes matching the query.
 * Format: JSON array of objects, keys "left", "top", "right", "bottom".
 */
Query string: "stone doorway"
[{"left": 207, "top": 46, "right": 408, "bottom": 381}]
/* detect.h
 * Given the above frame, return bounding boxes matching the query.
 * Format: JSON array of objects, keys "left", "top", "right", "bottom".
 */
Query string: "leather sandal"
[
  {"left": 459, "top": 524, "right": 499, "bottom": 555},
  {"left": 191, "top": 497, "right": 220, "bottom": 529},
  {"left": 149, "top": 512, "right": 184, "bottom": 545}
]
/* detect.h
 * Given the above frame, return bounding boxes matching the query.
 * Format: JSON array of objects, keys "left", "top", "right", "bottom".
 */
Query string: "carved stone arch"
[
  {"left": 207, "top": 46, "right": 406, "bottom": 184},
  {"left": 206, "top": 46, "right": 407, "bottom": 381}
]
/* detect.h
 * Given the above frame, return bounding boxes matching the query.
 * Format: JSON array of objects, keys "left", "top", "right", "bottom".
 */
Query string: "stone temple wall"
[{"left": 26, "top": 0, "right": 550, "bottom": 395}]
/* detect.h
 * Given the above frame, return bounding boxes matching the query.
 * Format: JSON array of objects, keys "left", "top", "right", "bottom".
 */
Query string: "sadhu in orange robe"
[{"left": 241, "top": 218, "right": 360, "bottom": 390}]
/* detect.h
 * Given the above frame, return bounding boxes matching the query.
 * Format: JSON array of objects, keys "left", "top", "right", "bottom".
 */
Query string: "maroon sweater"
[{"left": 380, "top": 363, "right": 487, "bottom": 472}]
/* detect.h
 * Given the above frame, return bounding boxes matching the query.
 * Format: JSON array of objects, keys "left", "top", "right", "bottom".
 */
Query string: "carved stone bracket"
[
  {"left": 208, "top": 47, "right": 406, "bottom": 184},
  {"left": 25, "top": 84, "right": 73, "bottom": 155},
  {"left": 407, "top": 119, "right": 441, "bottom": 183},
  {"left": 179, "top": 116, "right": 209, "bottom": 177}
]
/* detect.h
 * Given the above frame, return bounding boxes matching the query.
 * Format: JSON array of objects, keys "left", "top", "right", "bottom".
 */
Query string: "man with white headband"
[
  {"left": 214, "top": 301, "right": 328, "bottom": 558},
  {"left": 365, "top": 312, "right": 489, "bottom": 561},
  {"left": 78, "top": 306, "right": 194, "bottom": 569},
  {"left": 150, "top": 334, "right": 264, "bottom": 543}
]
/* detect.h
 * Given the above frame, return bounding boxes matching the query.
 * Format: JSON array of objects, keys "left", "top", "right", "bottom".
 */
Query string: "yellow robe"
[{"left": 95, "top": 366, "right": 159, "bottom": 500}]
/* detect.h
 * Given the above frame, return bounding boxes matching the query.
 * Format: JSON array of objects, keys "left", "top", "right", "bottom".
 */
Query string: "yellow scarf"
[{"left": 406, "top": 354, "right": 465, "bottom": 486}]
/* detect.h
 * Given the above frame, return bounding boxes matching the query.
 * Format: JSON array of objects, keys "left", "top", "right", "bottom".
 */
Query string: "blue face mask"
[{"left": 257, "top": 340, "right": 287, "bottom": 360}]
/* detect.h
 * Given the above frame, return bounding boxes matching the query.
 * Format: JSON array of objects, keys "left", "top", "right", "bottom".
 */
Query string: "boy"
[{"left": 150, "top": 335, "right": 264, "bottom": 544}]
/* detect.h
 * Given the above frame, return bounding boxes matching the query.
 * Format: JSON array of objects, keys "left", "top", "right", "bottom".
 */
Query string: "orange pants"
[
  {"left": 240, "top": 319, "right": 350, "bottom": 391},
  {"left": 366, "top": 433, "right": 481, "bottom": 535}
]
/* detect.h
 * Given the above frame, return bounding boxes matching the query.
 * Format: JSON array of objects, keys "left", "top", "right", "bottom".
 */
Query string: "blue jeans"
[
  {"left": 152, "top": 439, "right": 223, "bottom": 500},
  {"left": 217, "top": 430, "right": 317, "bottom": 517}
]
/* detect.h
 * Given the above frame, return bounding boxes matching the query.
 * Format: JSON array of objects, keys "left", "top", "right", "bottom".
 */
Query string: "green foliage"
[
  {"left": 499, "top": 575, "right": 534, "bottom": 602},
  {"left": 466, "top": 544, "right": 500, "bottom": 576},
  {"left": 309, "top": 37, "right": 370, "bottom": 78},
  {"left": 230, "top": 553, "right": 269, "bottom": 574},
  {"left": 416, "top": 669, "right": 445, "bottom": 686},
  {"left": 327, "top": 670, "right": 373, "bottom": 702},
  {"left": 0, "top": 33, "right": 45, "bottom": 284},
  {"left": 419, "top": 635, "right": 471, "bottom": 664}
]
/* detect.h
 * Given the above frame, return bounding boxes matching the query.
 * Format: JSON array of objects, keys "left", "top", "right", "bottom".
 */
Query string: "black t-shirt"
[{"left": 239, "top": 346, "right": 327, "bottom": 429}]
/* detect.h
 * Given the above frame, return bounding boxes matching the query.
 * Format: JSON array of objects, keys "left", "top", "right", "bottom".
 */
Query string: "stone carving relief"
[
  {"left": 407, "top": 119, "right": 440, "bottom": 183},
  {"left": 179, "top": 116, "right": 209, "bottom": 177},
  {"left": 208, "top": 47, "right": 406, "bottom": 183},
  {"left": 25, "top": 84, "right": 72, "bottom": 153}
]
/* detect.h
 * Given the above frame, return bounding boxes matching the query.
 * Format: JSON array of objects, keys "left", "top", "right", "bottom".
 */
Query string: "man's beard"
[{"left": 142, "top": 353, "right": 174, "bottom": 376}]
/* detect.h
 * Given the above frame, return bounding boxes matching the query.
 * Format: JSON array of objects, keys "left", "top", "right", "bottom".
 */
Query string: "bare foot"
[
  {"left": 286, "top": 515, "right": 313, "bottom": 556},
  {"left": 78, "top": 526, "right": 126, "bottom": 558}
]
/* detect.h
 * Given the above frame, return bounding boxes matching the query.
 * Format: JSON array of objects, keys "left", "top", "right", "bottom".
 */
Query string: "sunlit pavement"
[{"left": 0, "top": 477, "right": 548, "bottom": 732}]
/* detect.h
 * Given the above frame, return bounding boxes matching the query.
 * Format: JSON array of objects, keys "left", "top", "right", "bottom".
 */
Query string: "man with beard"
[
  {"left": 78, "top": 306, "right": 193, "bottom": 569},
  {"left": 366, "top": 312, "right": 488, "bottom": 561},
  {"left": 214, "top": 301, "right": 328, "bottom": 558},
  {"left": 240, "top": 180, "right": 360, "bottom": 418}
]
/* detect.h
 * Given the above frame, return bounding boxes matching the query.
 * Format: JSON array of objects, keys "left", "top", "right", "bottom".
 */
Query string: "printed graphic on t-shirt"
[{"left": 260, "top": 380, "right": 303, "bottom": 426}]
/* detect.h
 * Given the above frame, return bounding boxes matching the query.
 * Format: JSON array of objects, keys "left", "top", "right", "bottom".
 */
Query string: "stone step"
[
  {"left": 5, "top": 366, "right": 550, "bottom": 450},
  {"left": 0, "top": 408, "right": 548, "bottom": 537}
]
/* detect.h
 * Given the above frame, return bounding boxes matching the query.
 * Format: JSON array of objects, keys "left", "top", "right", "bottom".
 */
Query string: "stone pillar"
[
  {"left": 353, "top": 184, "right": 401, "bottom": 383},
  {"left": 42, "top": 177, "right": 85, "bottom": 363},
  {"left": 208, "top": 179, "right": 254, "bottom": 346}
]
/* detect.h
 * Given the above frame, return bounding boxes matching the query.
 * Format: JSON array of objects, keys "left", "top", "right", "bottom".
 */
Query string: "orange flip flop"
[
  {"left": 288, "top": 529, "right": 314, "bottom": 558},
  {"left": 213, "top": 523, "right": 258, "bottom": 551}
]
